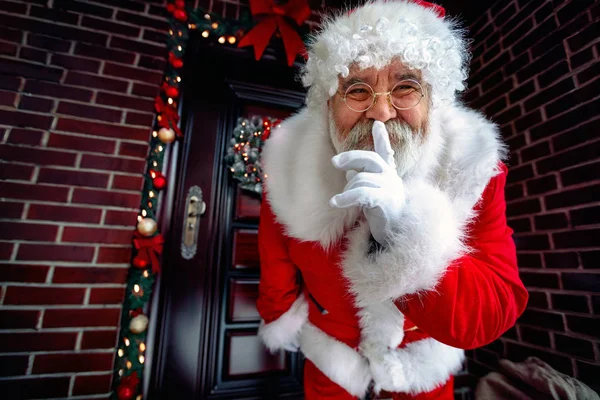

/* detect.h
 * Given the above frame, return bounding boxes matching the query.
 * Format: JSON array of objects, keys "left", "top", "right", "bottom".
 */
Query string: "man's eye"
[{"left": 349, "top": 88, "right": 368, "bottom": 94}]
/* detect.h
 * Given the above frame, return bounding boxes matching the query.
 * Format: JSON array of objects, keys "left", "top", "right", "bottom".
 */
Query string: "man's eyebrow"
[
  {"left": 395, "top": 72, "right": 421, "bottom": 82},
  {"left": 340, "top": 77, "right": 365, "bottom": 90}
]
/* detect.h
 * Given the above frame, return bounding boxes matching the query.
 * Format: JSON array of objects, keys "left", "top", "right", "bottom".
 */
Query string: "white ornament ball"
[
  {"left": 137, "top": 218, "right": 157, "bottom": 237},
  {"left": 129, "top": 314, "right": 149, "bottom": 334},
  {"left": 157, "top": 127, "right": 176, "bottom": 144}
]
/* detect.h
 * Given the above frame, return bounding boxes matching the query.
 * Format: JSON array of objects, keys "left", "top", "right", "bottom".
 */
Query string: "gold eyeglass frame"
[{"left": 340, "top": 79, "right": 426, "bottom": 112}]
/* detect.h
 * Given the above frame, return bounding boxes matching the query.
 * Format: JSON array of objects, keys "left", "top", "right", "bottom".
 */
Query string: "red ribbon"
[
  {"left": 154, "top": 94, "right": 182, "bottom": 136},
  {"left": 133, "top": 232, "right": 164, "bottom": 274},
  {"left": 238, "top": 0, "right": 310, "bottom": 66},
  {"left": 412, "top": 0, "right": 446, "bottom": 18}
]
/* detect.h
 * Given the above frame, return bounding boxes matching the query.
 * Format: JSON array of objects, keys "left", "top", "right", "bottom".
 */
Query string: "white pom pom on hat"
[{"left": 301, "top": 0, "right": 470, "bottom": 109}]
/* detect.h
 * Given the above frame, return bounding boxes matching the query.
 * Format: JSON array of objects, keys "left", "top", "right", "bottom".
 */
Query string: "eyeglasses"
[{"left": 339, "top": 79, "right": 425, "bottom": 112}]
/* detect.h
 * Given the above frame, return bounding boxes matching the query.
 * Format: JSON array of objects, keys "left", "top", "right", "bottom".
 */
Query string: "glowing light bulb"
[{"left": 202, "top": 30, "right": 209, "bottom": 38}]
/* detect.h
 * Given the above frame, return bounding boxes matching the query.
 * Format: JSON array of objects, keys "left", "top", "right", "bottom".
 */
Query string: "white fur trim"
[
  {"left": 358, "top": 301, "right": 405, "bottom": 349},
  {"left": 258, "top": 294, "right": 308, "bottom": 353},
  {"left": 302, "top": 0, "right": 470, "bottom": 108},
  {"left": 361, "top": 338, "right": 465, "bottom": 394},
  {"left": 299, "top": 322, "right": 372, "bottom": 397}
]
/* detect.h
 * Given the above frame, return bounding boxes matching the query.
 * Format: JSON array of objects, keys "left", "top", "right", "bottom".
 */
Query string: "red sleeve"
[
  {"left": 256, "top": 194, "right": 301, "bottom": 324},
  {"left": 397, "top": 164, "right": 528, "bottom": 349}
]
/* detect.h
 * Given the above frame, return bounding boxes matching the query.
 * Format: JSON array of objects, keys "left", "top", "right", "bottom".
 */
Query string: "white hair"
[{"left": 301, "top": 0, "right": 471, "bottom": 109}]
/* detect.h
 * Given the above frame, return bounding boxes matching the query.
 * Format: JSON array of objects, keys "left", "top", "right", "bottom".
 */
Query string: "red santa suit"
[{"left": 255, "top": 1, "right": 528, "bottom": 399}]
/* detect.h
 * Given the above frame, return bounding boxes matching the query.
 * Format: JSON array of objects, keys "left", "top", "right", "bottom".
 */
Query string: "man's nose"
[{"left": 365, "top": 94, "right": 397, "bottom": 122}]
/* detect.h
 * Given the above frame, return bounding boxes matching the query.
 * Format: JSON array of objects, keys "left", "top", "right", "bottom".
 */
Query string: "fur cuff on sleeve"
[
  {"left": 258, "top": 294, "right": 308, "bottom": 353},
  {"left": 342, "top": 181, "right": 466, "bottom": 307}
]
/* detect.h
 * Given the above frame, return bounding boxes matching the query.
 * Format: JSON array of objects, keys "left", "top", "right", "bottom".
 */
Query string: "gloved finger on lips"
[
  {"left": 332, "top": 150, "right": 388, "bottom": 173},
  {"left": 372, "top": 121, "right": 396, "bottom": 168}
]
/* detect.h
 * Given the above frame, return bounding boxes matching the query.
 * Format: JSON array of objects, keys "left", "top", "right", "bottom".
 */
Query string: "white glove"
[
  {"left": 282, "top": 337, "right": 300, "bottom": 353},
  {"left": 329, "top": 121, "right": 405, "bottom": 246}
]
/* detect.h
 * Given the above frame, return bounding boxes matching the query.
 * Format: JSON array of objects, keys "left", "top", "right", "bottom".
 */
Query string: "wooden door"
[{"left": 147, "top": 38, "right": 306, "bottom": 399}]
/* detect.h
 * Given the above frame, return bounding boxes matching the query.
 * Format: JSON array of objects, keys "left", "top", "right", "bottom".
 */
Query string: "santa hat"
[{"left": 301, "top": 0, "right": 470, "bottom": 108}]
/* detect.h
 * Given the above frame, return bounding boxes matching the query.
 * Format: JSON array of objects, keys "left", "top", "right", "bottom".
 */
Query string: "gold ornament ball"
[
  {"left": 157, "top": 127, "right": 176, "bottom": 144},
  {"left": 129, "top": 314, "right": 149, "bottom": 334},
  {"left": 137, "top": 218, "right": 157, "bottom": 237}
]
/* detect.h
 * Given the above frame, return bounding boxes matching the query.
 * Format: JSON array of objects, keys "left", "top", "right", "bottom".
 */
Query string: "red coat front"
[{"left": 255, "top": 104, "right": 528, "bottom": 399}]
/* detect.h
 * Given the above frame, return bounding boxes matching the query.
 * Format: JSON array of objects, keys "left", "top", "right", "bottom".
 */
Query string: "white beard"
[{"left": 328, "top": 110, "right": 427, "bottom": 178}]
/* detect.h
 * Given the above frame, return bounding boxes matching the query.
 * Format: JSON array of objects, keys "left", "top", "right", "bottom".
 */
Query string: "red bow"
[
  {"left": 119, "top": 371, "right": 140, "bottom": 388},
  {"left": 133, "top": 232, "right": 164, "bottom": 274},
  {"left": 238, "top": 0, "right": 311, "bottom": 66},
  {"left": 412, "top": 0, "right": 445, "bottom": 18},
  {"left": 154, "top": 95, "right": 182, "bottom": 136}
]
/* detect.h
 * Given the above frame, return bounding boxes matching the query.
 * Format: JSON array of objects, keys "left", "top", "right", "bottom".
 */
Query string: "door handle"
[{"left": 181, "top": 185, "right": 206, "bottom": 259}]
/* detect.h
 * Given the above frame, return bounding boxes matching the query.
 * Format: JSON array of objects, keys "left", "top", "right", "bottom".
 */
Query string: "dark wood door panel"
[
  {"left": 228, "top": 279, "right": 260, "bottom": 323},
  {"left": 233, "top": 229, "right": 260, "bottom": 270},
  {"left": 224, "top": 330, "right": 288, "bottom": 379}
]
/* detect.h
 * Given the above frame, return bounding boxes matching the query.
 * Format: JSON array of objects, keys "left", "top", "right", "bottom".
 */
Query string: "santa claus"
[{"left": 256, "top": 1, "right": 528, "bottom": 399}]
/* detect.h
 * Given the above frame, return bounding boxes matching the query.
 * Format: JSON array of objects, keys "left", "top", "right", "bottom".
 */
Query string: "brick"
[
  {"left": 0, "top": 76, "right": 22, "bottom": 92},
  {"left": 508, "top": 217, "right": 531, "bottom": 233},
  {"left": 520, "top": 326, "right": 550, "bottom": 347},
  {"left": 75, "top": 42, "right": 135, "bottom": 64},
  {"left": 81, "top": 155, "right": 145, "bottom": 175},
  {"left": 580, "top": 251, "right": 599, "bottom": 269},
  {"left": 96, "top": 92, "right": 154, "bottom": 112},
  {"left": 0, "top": 41, "right": 17, "bottom": 56},
  {"left": 538, "top": 141, "right": 600, "bottom": 174},
  {"left": 577, "top": 361, "right": 600, "bottom": 393},
  {"left": 474, "top": 348, "right": 499, "bottom": 366},
  {"left": 0, "top": 221, "right": 58, "bottom": 241},
  {"left": 2, "top": 355, "right": 29, "bottom": 377},
  {"left": 27, "top": 33, "right": 71, "bottom": 53},
  {"left": 65, "top": 71, "right": 129, "bottom": 93},
  {"left": 81, "top": 16, "right": 141, "bottom": 37},
  {"left": 4, "top": 285, "right": 85, "bottom": 305},
  {"left": 0, "top": 109, "right": 52, "bottom": 130},
  {"left": 506, "top": 164, "right": 534, "bottom": 184},
  {"left": 517, "top": 45, "right": 567, "bottom": 83},
  {"left": 0, "top": 310, "right": 40, "bottom": 329},
  {"left": 0, "top": 201, "right": 24, "bottom": 219},
  {"left": 509, "top": 80, "right": 535, "bottom": 104},
  {"left": 62, "top": 226, "right": 132, "bottom": 245},
  {"left": 562, "top": 273, "right": 600, "bottom": 293},
  {"left": 0, "top": 90, "right": 16, "bottom": 107},
  {"left": 471, "top": 65, "right": 512, "bottom": 104},
  {"left": 502, "top": 18, "right": 534, "bottom": 50},
  {"left": 28, "top": 204, "right": 102, "bottom": 224},
  {"left": 1, "top": 0, "right": 27, "bottom": 13},
  {"left": 47, "top": 133, "right": 116, "bottom": 155},
  {"left": 116, "top": 10, "right": 168, "bottom": 30},
  {"left": 567, "top": 22, "right": 597, "bottom": 53},
  {"left": 507, "top": 134, "right": 526, "bottom": 151},
  {"left": 53, "top": 0, "right": 113, "bottom": 17},
  {"left": 494, "top": 3, "right": 516, "bottom": 27},
  {"left": 527, "top": 291, "right": 549, "bottom": 309},
  {"left": 520, "top": 309, "right": 565, "bottom": 330},
  {"left": 554, "top": 229, "right": 600, "bottom": 249},
  {"left": 506, "top": 198, "right": 541, "bottom": 217},
  {"left": 578, "top": 60, "right": 600, "bottom": 85},
  {"left": 0, "top": 242, "right": 14, "bottom": 260},
  {"left": 544, "top": 252, "right": 579, "bottom": 269},
  {"left": 109, "top": 35, "right": 166, "bottom": 59},
  {"left": 112, "top": 174, "right": 144, "bottom": 191},
  {"left": 0, "top": 264, "right": 49, "bottom": 283},
  {"left": 53, "top": 266, "right": 128, "bottom": 284},
  {"left": 33, "top": 352, "right": 113, "bottom": 374},
  {"left": 552, "top": 294, "right": 589, "bottom": 313},
  {"left": 124, "top": 111, "right": 154, "bottom": 127},
  {"left": 571, "top": 46, "right": 595, "bottom": 69},
  {"left": 506, "top": 342, "right": 572, "bottom": 375},
  {"left": 132, "top": 82, "right": 159, "bottom": 98},
  {"left": 525, "top": 78, "right": 575, "bottom": 113},
  {"left": 0, "top": 332, "right": 77, "bottom": 352},
  {"left": 485, "top": 97, "right": 507, "bottom": 117},
  {"left": 552, "top": 118, "right": 600, "bottom": 151},
  {"left": 18, "top": 95, "right": 53, "bottom": 112},
  {"left": 517, "top": 253, "right": 543, "bottom": 268},
  {"left": 97, "top": 246, "right": 132, "bottom": 264},
  {"left": 99, "top": 0, "right": 145, "bottom": 11},
  {"left": 143, "top": 29, "right": 166, "bottom": 44},
  {"left": 89, "top": 287, "right": 126, "bottom": 304},
  {"left": 29, "top": 5, "right": 78, "bottom": 24},
  {"left": 139, "top": 54, "right": 167, "bottom": 71},
  {"left": 505, "top": 183, "right": 524, "bottom": 201},
  {"left": 56, "top": 117, "right": 149, "bottom": 141},
  {"left": 0, "top": 57, "right": 62, "bottom": 82},
  {"left": 538, "top": 61, "right": 570, "bottom": 88},
  {"left": 557, "top": 0, "right": 594, "bottom": 24},
  {"left": 520, "top": 272, "right": 559, "bottom": 289},
  {"left": 80, "top": 330, "right": 118, "bottom": 350},
  {"left": 526, "top": 175, "right": 557, "bottom": 195},
  {"left": 72, "top": 188, "right": 140, "bottom": 209},
  {"left": 0, "top": 144, "right": 77, "bottom": 167},
  {"left": 514, "top": 17, "right": 559, "bottom": 57},
  {"left": 103, "top": 62, "right": 163, "bottom": 84},
  {"left": 17, "top": 243, "right": 94, "bottom": 262},
  {"left": 571, "top": 205, "right": 600, "bottom": 227},
  {"left": 534, "top": 1, "right": 553, "bottom": 23},
  {"left": 0, "top": 26, "right": 22, "bottom": 42},
  {"left": 43, "top": 308, "right": 120, "bottom": 328},
  {"left": 534, "top": 213, "right": 568, "bottom": 230},
  {"left": 73, "top": 373, "right": 112, "bottom": 396},
  {"left": 546, "top": 77, "right": 600, "bottom": 118},
  {"left": 0, "top": 163, "right": 34, "bottom": 181},
  {"left": 7, "top": 128, "right": 43, "bottom": 146},
  {"left": 0, "top": 377, "right": 70, "bottom": 398},
  {"left": 50, "top": 54, "right": 101, "bottom": 73},
  {"left": 38, "top": 168, "right": 110, "bottom": 188},
  {"left": 105, "top": 210, "right": 138, "bottom": 226},
  {"left": 521, "top": 141, "right": 550, "bottom": 163},
  {"left": 57, "top": 101, "right": 122, "bottom": 123},
  {"left": 19, "top": 46, "right": 48, "bottom": 63},
  {"left": 566, "top": 315, "right": 600, "bottom": 338},
  {"left": 546, "top": 185, "right": 600, "bottom": 210},
  {"left": 119, "top": 141, "right": 149, "bottom": 158},
  {"left": 514, "top": 234, "right": 550, "bottom": 250},
  {"left": 25, "top": 79, "right": 92, "bottom": 102}
]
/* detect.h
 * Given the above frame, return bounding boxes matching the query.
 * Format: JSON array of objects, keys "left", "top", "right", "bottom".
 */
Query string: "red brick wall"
[
  {"left": 463, "top": 0, "right": 599, "bottom": 393},
  {"left": 0, "top": 0, "right": 168, "bottom": 398}
]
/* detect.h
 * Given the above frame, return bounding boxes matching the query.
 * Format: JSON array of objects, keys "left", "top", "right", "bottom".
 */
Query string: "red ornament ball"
[
  {"left": 166, "top": 3, "right": 175, "bottom": 13},
  {"left": 133, "top": 256, "right": 148, "bottom": 269},
  {"left": 173, "top": 9, "right": 187, "bottom": 21},
  {"left": 165, "top": 86, "right": 179, "bottom": 98},
  {"left": 175, "top": 0, "right": 186, "bottom": 8},
  {"left": 117, "top": 385, "right": 134, "bottom": 400},
  {"left": 153, "top": 174, "right": 167, "bottom": 190},
  {"left": 171, "top": 58, "right": 183, "bottom": 69}
]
